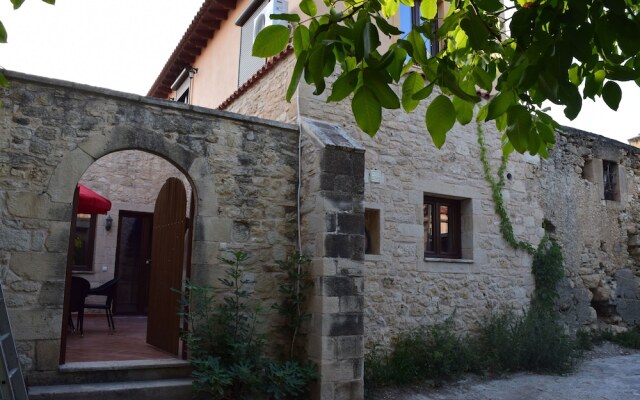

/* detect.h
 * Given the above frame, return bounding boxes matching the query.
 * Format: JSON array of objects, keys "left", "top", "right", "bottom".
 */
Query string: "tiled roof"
[
  {"left": 218, "top": 46, "right": 293, "bottom": 110},
  {"left": 147, "top": 0, "right": 237, "bottom": 98}
]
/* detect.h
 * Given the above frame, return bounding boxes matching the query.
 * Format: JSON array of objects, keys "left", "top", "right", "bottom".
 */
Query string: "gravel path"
[{"left": 371, "top": 343, "right": 640, "bottom": 400}]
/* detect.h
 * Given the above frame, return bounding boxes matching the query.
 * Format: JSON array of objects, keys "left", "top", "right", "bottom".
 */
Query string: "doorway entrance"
[
  {"left": 61, "top": 151, "right": 194, "bottom": 364},
  {"left": 114, "top": 211, "right": 153, "bottom": 315}
]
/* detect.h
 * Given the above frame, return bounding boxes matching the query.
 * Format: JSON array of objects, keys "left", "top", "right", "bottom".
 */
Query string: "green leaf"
[
  {"left": 387, "top": 47, "right": 407, "bottom": 81},
  {"left": 559, "top": 83, "right": 582, "bottom": 120},
  {"left": 441, "top": 67, "right": 480, "bottom": 103},
  {"left": 402, "top": 72, "right": 424, "bottom": 112},
  {"left": 505, "top": 105, "right": 532, "bottom": 153},
  {"left": 536, "top": 120, "right": 555, "bottom": 145},
  {"left": 308, "top": 47, "right": 327, "bottom": 94},
  {"left": 252, "top": 25, "right": 290, "bottom": 58},
  {"left": 602, "top": 81, "right": 622, "bottom": 111},
  {"left": 411, "top": 82, "right": 434, "bottom": 101},
  {"left": 41, "top": 0, "right": 55, "bottom": 4},
  {"left": 286, "top": 51, "right": 308, "bottom": 102},
  {"left": 352, "top": 86, "right": 382, "bottom": 136},
  {"left": 399, "top": 0, "right": 414, "bottom": 6},
  {"left": 486, "top": 91, "right": 515, "bottom": 121},
  {"left": 328, "top": 70, "right": 359, "bottom": 102},
  {"left": 0, "top": 21, "right": 7, "bottom": 44},
  {"left": 474, "top": 0, "right": 503, "bottom": 12},
  {"left": 426, "top": 95, "right": 456, "bottom": 148},
  {"left": 270, "top": 13, "right": 300, "bottom": 22},
  {"left": 0, "top": 72, "right": 9, "bottom": 88},
  {"left": 495, "top": 111, "right": 508, "bottom": 131},
  {"left": 375, "top": 16, "right": 403, "bottom": 36},
  {"left": 460, "top": 13, "right": 489, "bottom": 50},
  {"left": 382, "top": 0, "right": 400, "bottom": 19},
  {"left": 452, "top": 96, "right": 474, "bottom": 125},
  {"left": 300, "top": 0, "right": 317, "bottom": 17},
  {"left": 11, "top": 0, "right": 26, "bottom": 9},
  {"left": 292, "top": 25, "right": 310, "bottom": 57},
  {"left": 420, "top": 0, "right": 438, "bottom": 20},
  {"left": 584, "top": 69, "right": 606, "bottom": 99},
  {"left": 472, "top": 66, "right": 494, "bottom": 92},
  {"left": 364, "top": 68, "right": 400, "bottom": 109},
  {"left": 407, "top": 30, "right": 428, "bottom": 65}
]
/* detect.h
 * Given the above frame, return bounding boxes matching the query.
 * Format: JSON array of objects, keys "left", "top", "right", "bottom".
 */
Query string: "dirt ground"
[{"left": 370, "top": 343, "right": 640, "bottom": 400}]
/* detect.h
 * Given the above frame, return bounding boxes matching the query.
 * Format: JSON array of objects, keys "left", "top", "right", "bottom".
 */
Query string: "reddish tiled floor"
[{"left": 65, "top": 315, "right": 178, "bottom": 362}]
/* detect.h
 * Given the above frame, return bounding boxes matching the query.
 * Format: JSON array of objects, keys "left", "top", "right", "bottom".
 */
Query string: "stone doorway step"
[{"left": 28, "top": 359, "right": 193, "bottom": 400}]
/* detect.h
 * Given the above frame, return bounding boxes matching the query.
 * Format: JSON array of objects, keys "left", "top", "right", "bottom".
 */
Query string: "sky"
[{"left": 1, "top": 0, "right": 639, "bottom": 144}]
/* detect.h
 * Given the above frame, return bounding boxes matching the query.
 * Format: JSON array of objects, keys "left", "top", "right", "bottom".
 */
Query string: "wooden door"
[
  {"left": 146, "top": 178, "right": 187, "bottom": 355},
  {"left": 60, "top": 186, "right": 80, "bottom": 364},
  {"left": 114, "top": 211, "right": 153, "bottom": 315}
]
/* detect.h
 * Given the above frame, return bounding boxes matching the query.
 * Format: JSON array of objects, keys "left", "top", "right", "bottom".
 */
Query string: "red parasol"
[{"left": 77, "top": 184, "right": 112, "bottom": 214}]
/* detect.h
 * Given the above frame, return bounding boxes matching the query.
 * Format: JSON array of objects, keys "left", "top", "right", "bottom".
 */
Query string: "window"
[
  {"left": 424, "top": 196, "right": 461, "bottom": 259},
  {"left": 73, "top": 213, "right": 97, "bottom": 272},
  {"left": 399, "top": 0, "right": 440, "bottom": 56},
  {"left": 365, "top": 208, "right": 381, "bottom": 255},
  {"left": 603, "top": 160, "right": 619, "bottom": 201}
]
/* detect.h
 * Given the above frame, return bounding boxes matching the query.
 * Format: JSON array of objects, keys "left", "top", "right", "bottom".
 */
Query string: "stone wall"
[
  {"left": 223, "top": 52, "right": 298, "bottom": 124},
  {"left": 542, "top": 129, "right": 640, "bottom": 332},
  {"left": 0, "top": 71, "right": 299, "bottom": 381},
  {"left": 300, "top": 119, "right": 366, "bottom": 400},
  {"left": 296, "top": 77, "right": 544, "bottom": 346}
]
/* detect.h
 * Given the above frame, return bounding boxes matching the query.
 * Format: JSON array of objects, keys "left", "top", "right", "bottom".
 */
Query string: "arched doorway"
[{"left": 61, "top": 150, "right": 195, "bottom": 363}]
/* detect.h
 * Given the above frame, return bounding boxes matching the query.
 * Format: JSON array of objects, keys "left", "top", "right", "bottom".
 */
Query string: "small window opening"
[
  {"left": 364, "top": 208, "right": 380, "bottom": 255},
  {"left": 73, "top": 213, "right": 97, "bottom": 272},
  {"left": 602, "top": 160, "right": 618, "bottom": 201}
]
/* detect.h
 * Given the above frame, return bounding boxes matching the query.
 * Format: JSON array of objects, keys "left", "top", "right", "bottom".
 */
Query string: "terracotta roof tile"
[{"left": 147, "top": 0, "right": 235, "bottom": 98}]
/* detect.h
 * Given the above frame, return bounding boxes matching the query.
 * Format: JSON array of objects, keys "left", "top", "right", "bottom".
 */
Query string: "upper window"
[
  {"left": 424, "top": 196, "right": 461, "bottom": 259},
  {"left": 603, "top": 160, "right": 619, "bottom": 201},
  {"left": 73, "top": 213, "right": 97, "bottom": 272},
  {"left": 399, "top": 0, "right": 440, "bottom": 56}
]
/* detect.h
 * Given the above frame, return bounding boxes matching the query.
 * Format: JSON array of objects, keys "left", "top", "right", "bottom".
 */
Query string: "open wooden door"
[
  {"left": 146, "top": 178, "right": 187, "bottom": 355},
  {"left": 60, "top": 186, "right": 80, "bottom": 364}
]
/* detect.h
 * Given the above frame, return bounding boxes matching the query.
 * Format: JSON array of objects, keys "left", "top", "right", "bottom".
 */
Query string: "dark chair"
[
  {"left": 84, "top": 277, "right": 120, "bottom": 332},
  {"left": 68, "top": 276, "right": 90, "bottom": 335}
]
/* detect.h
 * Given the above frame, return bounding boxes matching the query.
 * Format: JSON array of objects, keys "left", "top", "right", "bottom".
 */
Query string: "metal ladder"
[{"left": 0, "top": 285, "right": 27, "bottom": 400}]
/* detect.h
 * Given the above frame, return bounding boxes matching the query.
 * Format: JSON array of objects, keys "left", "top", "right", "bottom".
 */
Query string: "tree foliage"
[
  {"left": 254, "top": 0, "right": 640, "bottom": 155},
  {"left": 0, "top": 0, "right": 55, "bottom": 87}
]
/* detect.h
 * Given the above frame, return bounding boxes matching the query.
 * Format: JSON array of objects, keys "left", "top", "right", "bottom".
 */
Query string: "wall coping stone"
[
  {"left": 301, "top": 118, "right": 365, "bottom": 152},
  {"left": 4, "top": 70, "right": 298, "bottom": 133}
]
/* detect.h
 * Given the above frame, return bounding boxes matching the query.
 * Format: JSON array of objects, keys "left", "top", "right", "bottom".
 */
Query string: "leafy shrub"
[
  {"left": 364, "top": 319, "right": 472, "bottom": 389},
  {"left": 474, "top": 307, "right": 578, "bottom": 374},
  {"left": 181, "top": 251, "right": 316, "bottom": 400},
  {"left": 365, "top": 308, "right": 579, "bottom": 395},
  {"left": 601, "top": 326, "right": 640, "bottom": 349}
]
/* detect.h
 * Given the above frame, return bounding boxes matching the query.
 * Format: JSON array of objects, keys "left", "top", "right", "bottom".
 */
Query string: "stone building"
[{"left": 0, "top": 1, "right": 639, "bottom": 400}]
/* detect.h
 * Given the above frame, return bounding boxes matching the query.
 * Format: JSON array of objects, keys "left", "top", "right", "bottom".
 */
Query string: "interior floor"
[{"left": 65, "top": 315, "right": 177, "bottom": 362}]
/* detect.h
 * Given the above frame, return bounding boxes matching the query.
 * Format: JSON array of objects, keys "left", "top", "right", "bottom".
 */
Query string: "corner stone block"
[
  {"left": 321, "top": 276, "right": 360, "bottom": 297},
  {"left": 9, "top": 309, "right": 62, "bottom": 341},
  {"left": 334, "top": 380, "right": 364, "bottom": 400},
  {"left": 318, "top": 358, "right": 362, "bottom": 382},
  {"left": 35, "top": 339, "right": 60, "bottom": 371},
  {"left": 37, "top": 281, "right": 65, "bottom": 306},
  {"left": 7, "top": 192, "right": 70, "bottom": 221},
  {"left": 325, "top": 313, "right": 364, "bottom": 337},
  {"left": 9, "top": 252, "right": 67, "bottom": 281}
]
